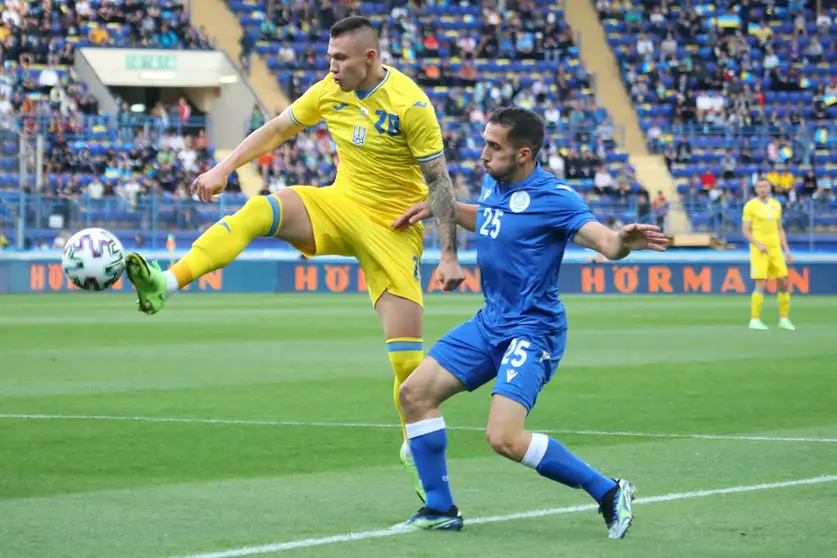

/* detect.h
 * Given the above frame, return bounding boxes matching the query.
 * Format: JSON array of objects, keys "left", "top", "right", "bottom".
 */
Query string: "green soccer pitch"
[{"left": 2, "top": 293, "right": 836, "bottom": 557}]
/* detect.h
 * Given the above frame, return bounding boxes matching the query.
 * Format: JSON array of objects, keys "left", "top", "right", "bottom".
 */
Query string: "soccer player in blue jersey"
[{"left": 391, "top": 107, "right": 668, "bottom": 538}]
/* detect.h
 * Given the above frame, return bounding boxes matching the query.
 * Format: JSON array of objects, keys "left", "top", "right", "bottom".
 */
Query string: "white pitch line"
[
  {"left": 2, "top": 413, "right": 837, "bottom": 444},
  {"left": 175, "top": 474, "right": 837, "bottom": 558}
]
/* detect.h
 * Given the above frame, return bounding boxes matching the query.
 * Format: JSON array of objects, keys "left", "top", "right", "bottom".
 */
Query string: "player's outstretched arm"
[
  {"left": 573, "top": 221, "right": 668, "bottom": 261},
  {"left": 391, "top": 201, "right": 477, "bottom": 232},
  {"left": 218, "top": 110, "right": 301, "bottom": 174},
  {"left": 454, "top": 203, "right": 477, "bottom": 232},
  {"left": 191, "top": 110, "right": 302, "bottom": 203}
]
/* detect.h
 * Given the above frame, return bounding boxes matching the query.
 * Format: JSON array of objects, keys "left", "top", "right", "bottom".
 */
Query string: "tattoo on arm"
[{"left": 419, "top": 154, "right": 458, "bottom": 256}]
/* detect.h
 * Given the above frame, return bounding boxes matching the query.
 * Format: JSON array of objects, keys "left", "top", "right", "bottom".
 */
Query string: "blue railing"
[
  {"left": 0, "top": 191, "right": 250, "bottom": 251},
  {"left": 648, "top": 123, "right": 837, "bottom": 140},
  {"left": 7, "top": 113, "right": 212, "bottom": 145},
  {"left": 2, "top": 191, "right": 837, "bottom": 253}
]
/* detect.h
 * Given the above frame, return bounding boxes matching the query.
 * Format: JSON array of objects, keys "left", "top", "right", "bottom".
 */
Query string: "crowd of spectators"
[
  {"left": 0, "top": 0, "right": 228, "bottom": 210},
  {"left": 1, "top": 0, "right": 212, "bottom": 57},
  {"left": 599, "top": 0, "right": 837, "bottom": 232},
  {"left": 238, "top": 0, "right": 647, "bottom": 227}
]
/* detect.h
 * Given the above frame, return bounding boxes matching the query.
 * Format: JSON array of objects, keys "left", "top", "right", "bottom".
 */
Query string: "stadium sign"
[
  {"left": 2, "top": 261, "right": 833, "bottom": 295},
  {"left": 79, "top": 48, "right": 228, "bottom": 87},
  {"left": 125, "top": 53, "right": 178, "bottom": 70}
]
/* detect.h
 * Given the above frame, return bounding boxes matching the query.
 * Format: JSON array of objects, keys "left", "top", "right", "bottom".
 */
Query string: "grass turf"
[{"left": 1, "top": 293, "right": 836, "bottom": 557}]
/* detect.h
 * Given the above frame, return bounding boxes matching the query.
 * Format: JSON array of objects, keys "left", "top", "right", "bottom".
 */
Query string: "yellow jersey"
[
  {"left": 288, "top": 66, "right": 443, "bottom": 225},
  {"left": 742, "top": 197, "right": 782, "bottom": 247}
]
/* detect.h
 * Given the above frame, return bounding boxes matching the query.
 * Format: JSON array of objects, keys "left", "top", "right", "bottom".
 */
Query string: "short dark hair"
[
  {"left": 330, "top": 16, "right": 376, "bottom": 39},
  {"left": 488, "top": 107, "right": 545, "bottom": 160}
]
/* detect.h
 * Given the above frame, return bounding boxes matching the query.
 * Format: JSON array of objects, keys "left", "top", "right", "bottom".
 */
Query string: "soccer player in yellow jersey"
[
  {"left": 123, "top": 16, "right": 466, "bottom": 501},
  {"left": 741, "top": 178, "right": 795, "bottom": 330}
]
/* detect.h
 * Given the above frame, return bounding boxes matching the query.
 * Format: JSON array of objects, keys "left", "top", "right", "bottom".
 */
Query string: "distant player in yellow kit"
[
  {"left": 741, "top": 178, "right": 795, "bottom": 330},
  {"left": 123, "top": 16, "right": 465, "bottom": 500}
]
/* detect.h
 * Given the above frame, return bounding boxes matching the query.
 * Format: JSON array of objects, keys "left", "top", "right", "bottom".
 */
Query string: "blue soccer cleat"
[
  {"left": 598, "top": 479, "right": 636, "bottom": 539},
  {"left": 400, "top": 506, "right": 463, "bottom": 531}
]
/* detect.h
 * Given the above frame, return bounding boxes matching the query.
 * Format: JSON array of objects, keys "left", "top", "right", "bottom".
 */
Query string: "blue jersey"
[{"left": 473, "top": 166, "right": 595, "bottom": 343}]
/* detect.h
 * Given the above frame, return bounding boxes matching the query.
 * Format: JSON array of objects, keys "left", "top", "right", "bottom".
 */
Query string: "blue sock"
[
  {"left": 522, "top": 433, "right": 617, "bottom": 502},
  {"left": 407, "top": 417, "right": 455, "bottom": 512}
]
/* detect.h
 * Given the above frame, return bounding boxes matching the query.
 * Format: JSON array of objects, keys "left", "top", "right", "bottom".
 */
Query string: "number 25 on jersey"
[{"left": 480, "top": 208, "right": 503, "bottom": 239}]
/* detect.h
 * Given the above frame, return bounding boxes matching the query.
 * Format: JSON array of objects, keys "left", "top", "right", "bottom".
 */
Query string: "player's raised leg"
[
  {"left": 489, "top": 336, "right": 635, "bottom": 539},
  {"left": 127, "top": 189, "right": 314, "bottom": 314}
]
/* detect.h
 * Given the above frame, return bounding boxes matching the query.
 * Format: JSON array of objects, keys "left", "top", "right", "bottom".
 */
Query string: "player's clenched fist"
[
  {"left": 191, "top": 165, "right": 230, "bottom": 203},
  {"left": 435, "top": 257, "right": 465, "bottom": 292}
]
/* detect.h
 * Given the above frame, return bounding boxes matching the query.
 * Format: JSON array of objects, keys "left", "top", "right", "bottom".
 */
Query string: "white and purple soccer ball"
[{"left": 61, "top": 227, "right": 125, "bottom": 292}]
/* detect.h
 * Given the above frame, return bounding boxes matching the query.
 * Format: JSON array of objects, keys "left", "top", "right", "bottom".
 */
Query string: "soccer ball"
[{"left": 61, "top": 228, "right": 125, "bottom": 291}]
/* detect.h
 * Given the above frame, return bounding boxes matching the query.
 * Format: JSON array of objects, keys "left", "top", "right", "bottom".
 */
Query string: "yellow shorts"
[
  {"left": 288, "top": 185, "right": 424, "bottom": 307},
  {"left": 750, "top": 244, "right": 788, "bottom": 280}
]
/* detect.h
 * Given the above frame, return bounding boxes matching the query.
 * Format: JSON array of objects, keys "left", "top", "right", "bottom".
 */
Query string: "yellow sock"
[
  {"left": 778, "top": 291, "right": 791, "bottom": 319},
  {"left": 751, "top": 290, "right": 765, "bottom": 320},
  {"left": 387, "top": 338, "right": 424, "bottom": 441},
  {"left": 171, "top": 194, "right": 282, "bottom": 288}
]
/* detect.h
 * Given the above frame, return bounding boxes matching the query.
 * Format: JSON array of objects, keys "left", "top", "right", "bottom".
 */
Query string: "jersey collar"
[{"left": 354, "top": 68, "right": 390, "bottom": 101}]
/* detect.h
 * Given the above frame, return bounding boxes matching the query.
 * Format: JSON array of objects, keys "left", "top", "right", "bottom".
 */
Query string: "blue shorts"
[{"left": 428, "top": 318, "right": 567, "bottom": 413}]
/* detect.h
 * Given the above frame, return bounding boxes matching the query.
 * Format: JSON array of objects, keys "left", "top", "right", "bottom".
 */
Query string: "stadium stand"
[
  {"left": 228, "top": 0, "right": 656, "bottom": 248},
  {"left": 0, "top": 0, "right": 246, "bottom": 249},
  {"left": 3, "top": 0, "right": 837, "bottom": 251},
  {"left": 599, "top": 0, "right": 837, "bottom": 240}
]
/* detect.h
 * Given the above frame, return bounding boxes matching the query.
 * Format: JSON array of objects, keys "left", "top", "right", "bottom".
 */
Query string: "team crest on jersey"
[
  {"left": 509, "top": 191, "right": 530, "bottom": 213},
  {"left": 352, "top": 125, "right": 367, "bottom": 146}
]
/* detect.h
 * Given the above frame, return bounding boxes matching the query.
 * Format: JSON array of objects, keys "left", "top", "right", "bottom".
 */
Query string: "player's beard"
[{"left": 486, "top": 161, "right": 517, "bottom": 184}]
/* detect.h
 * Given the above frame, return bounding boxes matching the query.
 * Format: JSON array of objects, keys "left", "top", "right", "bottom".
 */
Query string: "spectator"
[
  {"left": 177, "top": 98, "right": 192, "bottom": 125},
  {"left": 547, "top": 149, "right": 565, "bottom": 179},
  {"left": 676, "top": 137, "right": 692, "bottom": 163},
  {"left": 700, "top": 168, "right": 717, "bottom": 190},
  {"left": 593, "top": 165, "right": 614, "bottom": 196},
  {"left": 766, "top": 140, "right": 781, "bottom": 165},
  {"left": 636, "top": 33, "right": 654, "bottom": 57},
  {"left": 652, "top": 191, "right": 668, "bottom": 230},
  {"left": 721, "top": 152, "right": 737, "bottom": 180},
  {"left": 38, "top": 61, "right": 59, "bottom": 92}
]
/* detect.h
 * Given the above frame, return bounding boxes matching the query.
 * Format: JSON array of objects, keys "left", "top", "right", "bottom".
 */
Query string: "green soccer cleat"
[
  {"left": 748, "top": 319, "right": 768, "bottom": 330},
  {"left": 400, "top": 441, "right": 426, "bottom": 503},
  {"left": 598, "top": 479, "right": 636, "bottom": 539},
  {"left": 778, "top": 318, "right": 796, "bottom": 331},
  {"left": 125, "top": 253, "right": 167, "bottom": 315}
]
